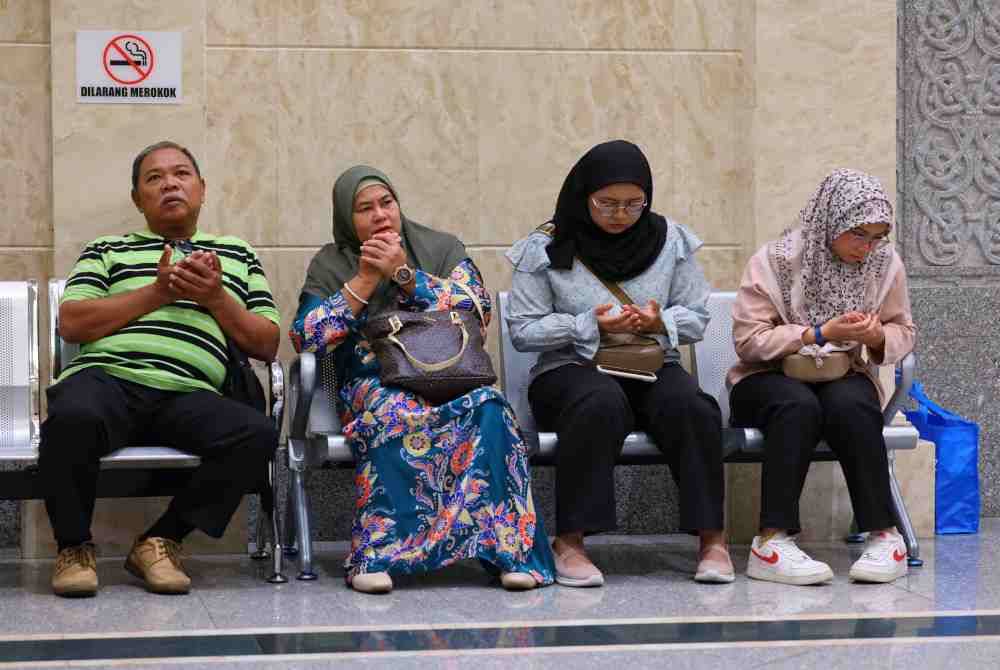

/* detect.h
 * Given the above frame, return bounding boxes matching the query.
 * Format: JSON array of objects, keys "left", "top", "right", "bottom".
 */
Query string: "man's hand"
[
  {"left": 596, "top": 303, "right": 640, "bottom": 334},
  {"left": 152, "top": 245, "right": 182, "bottom": 302},
  {"left": 169, "top": 250, "right": 226, "bottom": 309}
]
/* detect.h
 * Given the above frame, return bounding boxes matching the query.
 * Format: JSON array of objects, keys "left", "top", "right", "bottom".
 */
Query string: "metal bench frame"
[
  {"left": 283, "top": 290, "right": 922, "bottom": 580},
  {"left": 0, "top": 279, "right": 288, "bottom": 582}
]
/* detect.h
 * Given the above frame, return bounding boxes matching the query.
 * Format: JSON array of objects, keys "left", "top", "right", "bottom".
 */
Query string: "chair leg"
[
  {"left": 292, "top": 469, "right": 317, "bottom": 580},
  {"left": 887, "top": 452, "right": 923, "bottom": 567},
  {"left": 250, "top": 501, "right": 270, "bottom": 560},
  {"left": 264, "top": 460, "right": 288, "bottom": 584},
  {"left": 282, "top": 475, "right": 299, "bottom": 557}
]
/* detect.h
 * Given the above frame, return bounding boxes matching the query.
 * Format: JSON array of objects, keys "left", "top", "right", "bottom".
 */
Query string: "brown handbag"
[
  {"left": 580, "top": 261, "right": 665, "bottom": 382},
  {"left": 363, "top": 283, "right": 497, "bottom": 405},
  {"left": 781, "top": 351, "right": 852, "bottom": 383}
]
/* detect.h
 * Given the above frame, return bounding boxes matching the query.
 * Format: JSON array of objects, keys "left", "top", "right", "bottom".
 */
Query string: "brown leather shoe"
[
  {"left": 52, "top": 543, "right": 98, "bottom": 597},
  {"left": 125, "top": 537, "right": 191, "bottom": 594}
]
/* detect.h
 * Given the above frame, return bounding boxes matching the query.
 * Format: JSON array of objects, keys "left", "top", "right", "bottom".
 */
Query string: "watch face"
[{"left": 393, "top": 265, "right": 414, "bottom": 285}]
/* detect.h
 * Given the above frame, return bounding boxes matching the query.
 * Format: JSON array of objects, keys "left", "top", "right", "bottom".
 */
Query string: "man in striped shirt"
[{"left": 41, "top": 141, "right": 281, "bottom": 597}]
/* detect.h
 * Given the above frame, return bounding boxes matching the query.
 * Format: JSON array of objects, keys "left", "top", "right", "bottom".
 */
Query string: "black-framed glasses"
[{"left": 590, "top": 196, "right": 646, "bottom": 218}]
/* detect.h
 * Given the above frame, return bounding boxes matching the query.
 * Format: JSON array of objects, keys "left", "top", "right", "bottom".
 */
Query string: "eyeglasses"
[
  {"left": 845, "top": 228, "right": 890, "bottom": 249},
  {"left": 590, "top": 196, "right": 646, "bottom": 218}
]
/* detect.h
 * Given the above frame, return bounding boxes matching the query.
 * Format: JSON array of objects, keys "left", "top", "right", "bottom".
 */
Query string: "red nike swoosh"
[
  {"left": 893, "top": 549, "right": 906, "bottom": 562},
  {"left": 752, "top": 548, "right": 780, "bottom": 564}
]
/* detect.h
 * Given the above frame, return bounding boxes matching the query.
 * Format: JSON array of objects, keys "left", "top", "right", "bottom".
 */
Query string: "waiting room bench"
[
  {"left": 284, "top": 291, "right": 921, "bottom": 580},
  {"left": 0, "top": 279, "right": 288, "bottom": 583}
]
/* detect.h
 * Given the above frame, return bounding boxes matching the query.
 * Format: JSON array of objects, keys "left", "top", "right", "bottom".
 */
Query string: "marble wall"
[{"left": 0, "top": 0, "right": 903, "bottom": 551}]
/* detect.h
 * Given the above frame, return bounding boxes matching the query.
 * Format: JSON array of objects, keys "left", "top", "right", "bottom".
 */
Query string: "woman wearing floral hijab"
[{"left": 728, "top": 168, "right": 916, "bottom": 586}]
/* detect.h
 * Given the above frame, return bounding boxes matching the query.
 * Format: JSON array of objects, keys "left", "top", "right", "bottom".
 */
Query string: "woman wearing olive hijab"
[
  {"left": 505, "top": 141, "right": 732, "bottom": 586},
  {"left": 291, "top": 166, "right": 555, "bottom": 594}
]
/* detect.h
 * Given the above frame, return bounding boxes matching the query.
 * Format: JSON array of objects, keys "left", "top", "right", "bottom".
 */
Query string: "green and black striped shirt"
[{"left": 58, "top": 230, "right": 280, "bottom": 394}]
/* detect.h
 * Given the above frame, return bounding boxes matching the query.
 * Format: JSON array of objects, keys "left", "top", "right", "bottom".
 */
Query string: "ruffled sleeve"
[
  {"left": 659, "top": 223, "right": 712, "bottom": 348},
  {"left": 505, "top": 232, "right": 600, "bottom": 358}
]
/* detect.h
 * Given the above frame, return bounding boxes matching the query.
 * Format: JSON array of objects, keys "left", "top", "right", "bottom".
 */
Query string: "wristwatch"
[{"left": 391, "top": 264, "right": 414, "bottom": 286}]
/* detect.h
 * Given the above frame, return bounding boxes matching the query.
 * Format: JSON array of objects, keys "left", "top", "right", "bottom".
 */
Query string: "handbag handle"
[
  {"left": 386, "top": 312, "right": 470, "bottom": 372},
  {"left": 452, "top": 280, "right": 486, "bottom": 325}
]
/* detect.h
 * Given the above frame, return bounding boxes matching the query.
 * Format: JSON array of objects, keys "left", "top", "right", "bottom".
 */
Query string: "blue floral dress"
[{"left": 291, "top": 259, "right": 555, "bottom": 585}]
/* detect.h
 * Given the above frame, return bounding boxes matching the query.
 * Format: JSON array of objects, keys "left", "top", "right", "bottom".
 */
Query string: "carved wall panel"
[{"left": 901, "top": 0, "right": 1000, "bottom": 275}]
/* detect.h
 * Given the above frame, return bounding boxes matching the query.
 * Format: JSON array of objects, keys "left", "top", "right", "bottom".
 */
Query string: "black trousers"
[
  {"left": 528, "top": 363, "right": 724, "bottom": 535},
  {"left": 39, "top": 367, "right": 277, "bottom": 547},
  {"left": 729, "top": 371, "right": 895, "bottom": 534}
]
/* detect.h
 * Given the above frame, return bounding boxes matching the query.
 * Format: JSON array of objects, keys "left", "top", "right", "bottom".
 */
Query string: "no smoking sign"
[
  {"left": 77, "top": 30, "right": 182, "bottom": 104},
  {"left": 103, "top": 34, "right": 154, "bottom": 85}
]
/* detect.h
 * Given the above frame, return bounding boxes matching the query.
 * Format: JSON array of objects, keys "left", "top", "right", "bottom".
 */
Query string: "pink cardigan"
[{"left": 727, "top": 247, "right": 916, "bottom": 404}]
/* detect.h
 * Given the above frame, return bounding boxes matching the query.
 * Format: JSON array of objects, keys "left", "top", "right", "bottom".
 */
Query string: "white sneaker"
[
  {"left": 849, "top": 531, "right": 908, "bottom": 583},
  {"left": 747, "top": 532, "right": 834, "bottom": 585}
]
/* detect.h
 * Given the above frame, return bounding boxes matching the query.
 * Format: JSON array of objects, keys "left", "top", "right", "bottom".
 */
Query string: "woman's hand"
[
  {"left": 820, "top": 311, "right": 883, "bottom": 346},
  {"left": 360, "top": 230, "right": 407, "bottom": 279},
  {"left": 622, "top": 300, "right": 665, "bottom": 334},
  {"left": 595, "top": 303, "right": 640, "bottom": 334}
]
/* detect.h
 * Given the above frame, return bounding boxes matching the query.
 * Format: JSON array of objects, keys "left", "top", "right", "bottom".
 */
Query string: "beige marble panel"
[
  {"left": 207, "top": 0, "right": 278, "bottom": 46},
  {"left": 672, "top": 54, "right": 751, "bottom": 247},
  {"left": 276, "top": 50, "right": 478, "bottom": 248},
  {"left": 50, "top": 0, "right": 207, "bottom": 274},
  {"left": 0, "top": 45, "right": 51, "bottom": 247},
  {"left": 277, "top": 0, "right": 477, "bottom": 48},
  {"left": 696, "top": 246, "right": 742, "bottom": 291},
  {"left": 673, "top": 0, "right": 749, "bottom": 51},
  {"left": 0, "top": 0, "right": 49, "bottom": 42},
  {"left": 22, "top": 498, "right": 250, "bottom": 558},
  {"left": 205, "top": 50, "right": 278, "bottom": 246},
  {"left": 754, "top": 0, "right": 895, "bottom": 246},
  {"left": 478, "top": 52, "right": 674, "bottom": 247},
  {"left": 477, "top": 1, "right": 672, "bottom": 50},
  {"left": 256, "top": 247, "right": 314, "bottom": 366}
]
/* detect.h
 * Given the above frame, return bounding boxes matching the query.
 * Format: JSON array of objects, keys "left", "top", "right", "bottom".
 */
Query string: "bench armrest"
[
  {"left": 289, "top": 352, "right": 317, "bottom": 440},
  {"left": 883, "top": 351, "right": 916, "bottom": 426}
]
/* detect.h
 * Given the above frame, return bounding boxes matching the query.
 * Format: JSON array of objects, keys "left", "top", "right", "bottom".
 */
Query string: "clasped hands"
[
  {"left": 154, "top": 245, "right": 225, "bottom": 308},
  {"left": 595, "top": 300, "right": 664, "bottom": 335},
  {"left": 820, "top": 311, "right": 885, "bottom": 350},
  {"left": 358, "top": 230, "right": 407, "bottom": 282}
]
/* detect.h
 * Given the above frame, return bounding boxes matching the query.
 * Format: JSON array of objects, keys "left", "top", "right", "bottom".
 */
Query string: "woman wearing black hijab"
[{"left": 505, "top": 140, "right": 731, "bottom": 586}]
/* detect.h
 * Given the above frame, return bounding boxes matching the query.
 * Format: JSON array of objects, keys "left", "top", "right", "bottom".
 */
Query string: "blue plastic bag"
[{"left": 905, "top": 382, "right": 980, "bottom": 534}]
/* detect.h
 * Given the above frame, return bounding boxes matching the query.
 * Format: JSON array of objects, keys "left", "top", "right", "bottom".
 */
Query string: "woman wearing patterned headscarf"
[
  {"left": 506, "top": 140, "right": 732, "bottom": 587},
  {"left": 290, "top": 166, "right": 555, "bottom": 594},
  {"left": 728, "top": 168, "right": 916, "bottom": 586}
]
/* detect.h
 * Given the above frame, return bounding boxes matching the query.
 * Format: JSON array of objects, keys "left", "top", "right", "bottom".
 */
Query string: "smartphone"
[{"left": 596, "top": 365, "right": 658, "bottom": 383}]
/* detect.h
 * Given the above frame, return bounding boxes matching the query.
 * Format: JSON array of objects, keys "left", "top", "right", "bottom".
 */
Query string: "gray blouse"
[{"left": 504, "top": 221, "right": 712, "bottom": 381}]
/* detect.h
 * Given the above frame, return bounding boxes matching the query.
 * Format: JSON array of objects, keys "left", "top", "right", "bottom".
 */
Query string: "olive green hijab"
[{"left": 300, "top": 165, "right": 468, "bottom": 316}]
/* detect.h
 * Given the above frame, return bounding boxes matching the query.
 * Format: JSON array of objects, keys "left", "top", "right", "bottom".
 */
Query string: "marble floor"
[{"left": 1, "top": 521, "right": 999, "bottom": 668}]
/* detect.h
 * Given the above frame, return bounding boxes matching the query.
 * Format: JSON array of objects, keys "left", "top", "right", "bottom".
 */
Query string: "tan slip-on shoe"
[
  {"left": 552, "top": 539, "right": 604, "bottom": 588},
  {"left": 125, "top": 537, "right": 191, "bottom": 594},
  {"left": 52, "top": 543, "right": 98, "bottom": 598},
  {"left": 349, "top": 571, "right": 393, "bottom": 594},
  {"left": 694, "top": 544, "right": 736, "bottom": 584},
  {"left": 500, "top": 572, "right": 538, "bottom": 591}
]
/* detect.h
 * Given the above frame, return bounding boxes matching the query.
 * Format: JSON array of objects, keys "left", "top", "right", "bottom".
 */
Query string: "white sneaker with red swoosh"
[
  {"left": 849, "top": 531, "right": 908, "bottom": 583},
  {"left": 747, "top": 532, "right": 834, "bottom": 585}
]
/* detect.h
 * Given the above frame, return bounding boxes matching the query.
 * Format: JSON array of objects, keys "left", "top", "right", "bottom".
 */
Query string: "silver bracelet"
[{"left": 342, "top": 282, "right": 369, "bottom": 306}]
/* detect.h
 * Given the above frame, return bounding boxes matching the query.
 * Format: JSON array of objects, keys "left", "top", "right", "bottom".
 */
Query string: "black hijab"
[{"left": 545, "top": 140, "right": 668, "bottom": 281}]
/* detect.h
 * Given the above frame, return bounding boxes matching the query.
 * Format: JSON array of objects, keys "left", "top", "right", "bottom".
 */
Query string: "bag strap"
[
  {"left": 452, "top": 280, "right": 486, "bottom": 325},
  {"left": 577, "top": 259, "right": 636, "bottom": 306}
]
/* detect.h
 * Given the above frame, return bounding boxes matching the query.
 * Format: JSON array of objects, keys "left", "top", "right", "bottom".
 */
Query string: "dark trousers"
[
  {"left": 529, "top": 363, "right": 724, "bottom": 535},
  {"left": 39, "top": 367, "right": 276, "bottom": 547},
  {"left": 729, "top": 371, "right": 895, "bottom": 534}
]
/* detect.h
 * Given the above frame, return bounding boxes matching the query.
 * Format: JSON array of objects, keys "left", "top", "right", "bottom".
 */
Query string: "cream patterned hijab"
[{"left": 768, "top": 168, "right": 896, "bottom": 329}]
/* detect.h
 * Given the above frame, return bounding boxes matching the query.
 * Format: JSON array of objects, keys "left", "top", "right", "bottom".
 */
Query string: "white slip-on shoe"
[
  {"left": 746, "top": 532, "right": 834, "bottom": 586},
  {"left": 552, "top": 540, "right": 604, "bottom": 588},
  {"left": 849, "top": 530, "right": 908, "bottom": 583},
  {"left": 694, "top": 544, "right": 736, "bottom": 584}
]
